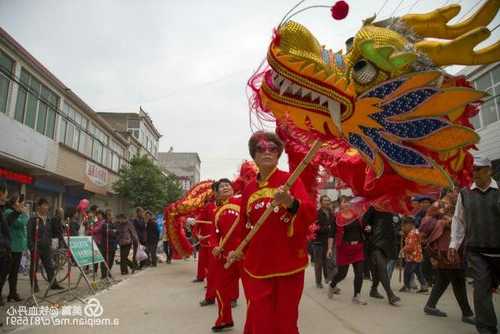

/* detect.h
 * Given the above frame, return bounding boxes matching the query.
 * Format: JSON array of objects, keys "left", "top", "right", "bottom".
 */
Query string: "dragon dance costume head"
[{"left": 250, "top": 0, "right": 500, "bottom": 213}]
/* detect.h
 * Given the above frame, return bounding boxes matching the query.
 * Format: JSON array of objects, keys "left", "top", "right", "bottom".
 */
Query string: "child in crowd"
[{"left": 400, "top": 217, "right": 428, "bottom": 293}]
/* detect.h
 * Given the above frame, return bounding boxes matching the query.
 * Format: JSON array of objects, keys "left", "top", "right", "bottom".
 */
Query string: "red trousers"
[
  {"left": 205, "top": 248, "right": 216, "bottom": 301},
  {"left": 197, "top": 246, "right": 210, "bottom": 280},
  {"left": 213, "top": 258, "right": 240, "bottom": 326},
  {"left": 242, "top": 270, "right": 305, "bottom": 334}
]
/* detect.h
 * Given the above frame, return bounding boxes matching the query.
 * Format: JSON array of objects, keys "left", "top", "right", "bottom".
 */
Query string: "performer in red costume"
[
  {"left": 231, "top": 131, "right": 315, "bottom": 334},
  {"left": 210, "top": 178, "right": 242, "bottom": 332},
  {"left": 196, "top": 201, "right": 218, "bottom": 306}
]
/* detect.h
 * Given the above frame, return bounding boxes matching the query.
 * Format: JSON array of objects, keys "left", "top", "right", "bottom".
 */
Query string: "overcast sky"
[{"left": 1, "top": 0, "right": 498, "bottom": 180}]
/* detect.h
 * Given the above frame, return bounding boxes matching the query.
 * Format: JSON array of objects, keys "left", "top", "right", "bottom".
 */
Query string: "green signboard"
[{"left": 65, "top": 236, "right": 105, "bottom": 267}]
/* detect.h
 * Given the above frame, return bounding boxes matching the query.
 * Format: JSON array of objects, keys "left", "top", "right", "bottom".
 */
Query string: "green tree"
[{"left": 113, "top": 155, "right": 183, "bottom": 213}]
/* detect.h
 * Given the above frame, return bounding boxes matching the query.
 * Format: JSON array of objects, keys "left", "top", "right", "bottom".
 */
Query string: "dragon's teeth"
[
  {"left": 280, "top": 79, "right": 291, "bottom": 95},
  {"left": 275, "top": 76, "right": 284, "bottom": 87},
  {"left": 301, "top": 87, "right": 311, "bottom": 98},
  {"left": 328, "top": 99, "right": 342, "bottom": 133},
  {"left": 319, "top": 95, "right": 328, "bottom": 106},
  {"left": 290, "top": 84, "right": 300, "bottom": 95},
  {"left": 310, "top": 92, "right": 320, "bottom": 102}
]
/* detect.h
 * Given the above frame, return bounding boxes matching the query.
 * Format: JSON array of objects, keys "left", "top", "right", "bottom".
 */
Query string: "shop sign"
[
  {"left": 0, "top": 167, "right": 33, "bottom": 184},
  {"left": 85, "top": 161, "right": 107, "bottom": 187}
]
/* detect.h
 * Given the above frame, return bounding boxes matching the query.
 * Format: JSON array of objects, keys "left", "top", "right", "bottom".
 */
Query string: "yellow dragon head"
[{"left": 256, "top": 0, "right": 500, "bottom": 189}]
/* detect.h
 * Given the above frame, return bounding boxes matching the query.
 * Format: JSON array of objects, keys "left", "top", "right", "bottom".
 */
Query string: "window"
[
  {"left": 59, "top": 118, "right": 67, "bottom": 143},
  {"left": 78, "top": 131, "right": 87, "bottom": 155},
  {"left": 92, "top": 139, "right": 103, "bottom": 163},
  {"left": 492, "top": 65, "right": 500, "bottom": 86},
  {"left": 85, "top": 133, "right": 93, "bottom": 156},
  {"left": 470, "top": 113, "right": 481, "bottom": 129},
  {"left": 14, "top": 69, "right": 58, "bottom": 138},
  {"left": 476, "top": 73, "right": 491, "bottom": 91},
  {"left": 0, "top": 50, "right": 14, "bottom": 114},
  {"left": 481, "top": 88, "right": 498, "bottom": 126},
  {"left": 473, "top": 65, "right": 500, "bottom": 129}
]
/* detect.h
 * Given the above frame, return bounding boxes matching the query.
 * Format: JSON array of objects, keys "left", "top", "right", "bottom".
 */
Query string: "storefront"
[
  {"left": 0, "top": 165, "right": 32, "bottom": 199},
  {"left": 27, "top": 177, "right": 65, "bottom": 215}
]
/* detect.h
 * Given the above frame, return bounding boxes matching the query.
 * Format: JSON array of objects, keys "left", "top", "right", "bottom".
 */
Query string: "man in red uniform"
[
  {"left": 196, "top": 201, "right": 218, "bottom": 306},
  {"left": 230, "top": 131, "right": 315, "bottom": 334},
  {"left": 210, "top": 178, "right": 242, "bottom": 332}
]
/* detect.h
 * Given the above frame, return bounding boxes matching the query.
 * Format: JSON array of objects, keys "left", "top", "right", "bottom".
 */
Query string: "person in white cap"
[{"left": 449, "top": 155, "right": 500, "bottom": 334}]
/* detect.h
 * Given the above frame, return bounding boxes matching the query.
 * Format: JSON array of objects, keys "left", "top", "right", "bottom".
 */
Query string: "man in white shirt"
[{"left": 449, "top": 155, "right": 500, "bottom": 334}]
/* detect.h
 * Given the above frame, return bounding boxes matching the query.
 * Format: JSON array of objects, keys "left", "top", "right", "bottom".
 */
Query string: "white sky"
[{"left": 0, "top": 0, "right": 498, "bottom": 180}]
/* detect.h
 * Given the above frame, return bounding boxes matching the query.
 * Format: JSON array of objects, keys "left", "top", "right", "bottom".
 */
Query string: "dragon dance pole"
[
  {"left": 225, "top": 139, "right": 322, "bottom": 269},
  {"left": 218, "top": 216, "right": 240, "bottom": 250}
]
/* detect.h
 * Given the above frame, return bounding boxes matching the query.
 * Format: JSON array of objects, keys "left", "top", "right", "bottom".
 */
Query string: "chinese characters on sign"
[{"left": 85, "top": 161, "right": 107, "bottom": 187}]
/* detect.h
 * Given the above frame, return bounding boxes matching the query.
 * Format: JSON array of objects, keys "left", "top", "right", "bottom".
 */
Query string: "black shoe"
[
  {"left": 50, "top": 284, "right": 65, "bottom": 290},
  {"left": 462, "top": 315, "right": 475, "bottom": 325},
  {"left": 424, "top": 306, "right": 447, "bottom": 317},
  {"left": 211, "top": 322, "right": 234, "bottom": 332},
  {"left": 192, "top": 278, "right": 204, "bottom": 283},
  {"left": 388, "top": 295, "right": 401, "bottom": 306},
  {"left": 399, "top": 286, "right": 410, "bottom": 293},
  {"left": 33, "top": 285, "right": 40, "bottom": 293},
  {"left": 7, "top": 293, "right": 22, "bottom": 302},
  {"left": 369, "top": 289, "right": 384, "bottom": 299},
  {"left": 316, "top": 283, "right": 324, "bottom": 289},
  {"left": 200, "top": 299, "right": 215, "bottom": 306}
]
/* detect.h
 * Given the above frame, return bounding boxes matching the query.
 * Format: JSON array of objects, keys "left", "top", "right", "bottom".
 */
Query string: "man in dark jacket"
[
  {"left": 312, "top": 195, "right": 335, "bottom": 288},
  {"left": 27, "top": 198, "right": 64, "bottom": 292},
  {"left": 0, "top": 181, "right": 21, "bottom": 305},
  {"left": 145, "top": 211, "right": 160, "bottom": 267},
  {"left": 132, "top": 207, "right": 147, "bottom": 269},
  {"left": 100, "top": 209, "right": 118, "bottom": 279},
  {"left": 363, "top": 206, "right": 400, "bottom": 305}
]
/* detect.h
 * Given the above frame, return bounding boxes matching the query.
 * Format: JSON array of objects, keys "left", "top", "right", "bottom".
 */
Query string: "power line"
[
  {"left": 376, "top": 0, "right": 391, "bottom": 16},
  {"left": 389, "top": 0, "right": 406, "bottom": 17},
  {"left": 97, "top": 68, "right": 250, "bottom": 112},
  {"left": 0, "top": 64, "right": 128, "bottom": 161}
]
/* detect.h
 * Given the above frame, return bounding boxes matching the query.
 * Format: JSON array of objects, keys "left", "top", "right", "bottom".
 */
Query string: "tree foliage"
[{"left": 113, "top": 155, "right": 183, "bottom": 213}]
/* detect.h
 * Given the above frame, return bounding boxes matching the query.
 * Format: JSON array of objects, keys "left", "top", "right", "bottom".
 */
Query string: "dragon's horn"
[
  {"left": 401, "top": 0, "right": 499, "bottom": 40},
  {"left": 415, "top": 27, "right": 500, "bottom": 66}
]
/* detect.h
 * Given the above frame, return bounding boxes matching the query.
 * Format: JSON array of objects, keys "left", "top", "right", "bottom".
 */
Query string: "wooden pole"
[
  {"left": 225, "top": 139, "right": 322, "bottom": 269},
  {"left": 219, "top": 217, "right": 240, "bottom": 249}
]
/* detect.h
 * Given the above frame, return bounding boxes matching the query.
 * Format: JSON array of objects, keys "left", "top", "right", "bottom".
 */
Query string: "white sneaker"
[{"left": 352, "top": 295, "right": 367, "bottom": 305}]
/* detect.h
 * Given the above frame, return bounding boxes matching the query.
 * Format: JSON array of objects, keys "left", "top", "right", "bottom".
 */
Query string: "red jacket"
[
  {"left": 195, "top": 202, "right": 217, "bottom": 248},
  {"left": 214, "top": 197, "right": 242, "bottom": 257},
  {"left": 240, "top": 168, "right": 315, "bottom": 279}
]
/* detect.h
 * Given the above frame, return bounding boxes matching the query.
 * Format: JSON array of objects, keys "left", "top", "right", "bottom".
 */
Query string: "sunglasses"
[{"left": 256, "top": 142, "right": 280, "bottom": 154}]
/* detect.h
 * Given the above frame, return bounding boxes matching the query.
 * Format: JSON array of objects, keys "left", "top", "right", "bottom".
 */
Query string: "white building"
[
  {"left": 98, "top": 107, "right": 161, "bottom": 163},
  {"left": 459, "top": 62, "right": 500, "bottom": 179},
  {"left": 0, "top": 27, "right": 129, "bottom": 213},
  {"left": 158, "top": 150, "right": 200, "bottom": 192}
]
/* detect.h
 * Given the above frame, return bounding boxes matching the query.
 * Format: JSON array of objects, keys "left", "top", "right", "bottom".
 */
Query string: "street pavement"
[{"left": 8, "top": 259, "right": 500, "bottom": 334}]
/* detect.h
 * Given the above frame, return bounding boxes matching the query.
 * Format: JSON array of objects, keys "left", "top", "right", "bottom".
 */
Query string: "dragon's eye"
[{"left": 352, "top": 59, "right": 378, "bottom": 85}]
